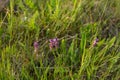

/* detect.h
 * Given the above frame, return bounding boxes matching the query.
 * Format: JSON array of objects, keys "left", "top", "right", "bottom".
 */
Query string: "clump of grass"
[{"left": 0, "top": 0, "right": 120, "bottom": 79}]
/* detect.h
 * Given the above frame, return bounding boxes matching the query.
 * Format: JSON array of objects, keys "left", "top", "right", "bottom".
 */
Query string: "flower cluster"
[
  {"left": 33, "top": 37, "right": 99, "bottom": 52},
  {"left": 49, "top": 38, "right": 59, "bottom": 50}
]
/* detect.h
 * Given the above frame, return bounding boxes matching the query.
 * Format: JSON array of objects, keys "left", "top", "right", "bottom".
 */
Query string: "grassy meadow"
[{"left": 0, "top": 0, "right": 120, "bottom": 80}]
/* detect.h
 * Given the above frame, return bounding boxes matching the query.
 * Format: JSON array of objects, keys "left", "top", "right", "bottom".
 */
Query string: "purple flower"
[
  {"left": 49, "top": 38, "right": 59, "bottom": 50},
  {"left": 93, "top": 38, "right": 99, "bottom": 46},
  {"left": 34, "top": 41, "right": 39, "bottom": 53},
  {"left": 34, "top": 41, "right": 39, "bottom": 48}
]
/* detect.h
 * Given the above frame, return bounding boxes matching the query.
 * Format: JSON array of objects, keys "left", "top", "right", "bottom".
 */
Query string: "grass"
[{"left": 0, "top": 0, "right": 120, "bottom": 80}]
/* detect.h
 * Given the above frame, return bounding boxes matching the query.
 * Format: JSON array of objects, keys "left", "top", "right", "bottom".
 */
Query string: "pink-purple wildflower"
[
  {"left": 34, "top": 41, "right": 39, "bottom": 53},
  {"left": 49, "top": 38, "right": 59, "bottom": 50},
  {"left": 93, "top": 38, "right": 99, "bottom": 46}
]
